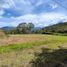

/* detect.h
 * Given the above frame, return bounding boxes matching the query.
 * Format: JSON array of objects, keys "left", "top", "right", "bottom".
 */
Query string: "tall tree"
[{"left": 17, "top": 22, "right": 34, "bottom": 34}]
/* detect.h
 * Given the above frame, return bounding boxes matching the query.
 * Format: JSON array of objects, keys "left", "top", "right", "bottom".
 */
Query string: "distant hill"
[
  {"left": 32, "top": 27, "right": 43, "bottom": 34},
  {"left": 32, "top": 27, "right": 42, "bottom": 31},
  {"left": 42, "top": 22, "right": 67, "bottom": 34},
  {"left": 1, "top": 26, "right": 15, "bottom": 31}
]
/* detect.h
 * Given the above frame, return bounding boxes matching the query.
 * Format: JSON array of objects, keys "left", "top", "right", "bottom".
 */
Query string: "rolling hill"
[
  {"left": 1, "top": 26, "right": 15, "bottom": 31},
  {"left": 42, "top": 22, "right": 67, "bottom": 34}
]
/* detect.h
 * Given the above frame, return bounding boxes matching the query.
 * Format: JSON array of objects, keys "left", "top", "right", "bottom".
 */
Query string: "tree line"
[{"left": 2, "top": 22, "right": 67, "bottom": 35}]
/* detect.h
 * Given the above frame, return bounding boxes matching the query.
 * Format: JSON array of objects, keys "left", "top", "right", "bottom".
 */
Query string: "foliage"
[
  {"left": 1, "top": 22, "right": 67, "bottom": 35},
  {"left": 0, "top": 34, "right": 67, "bottom": 53},
  {"left": 41, "top": 22, "right": 67, "bottom": 34},
  {"left": 31, "top": 48, "right": 67, "bottom": 67},
  {"left": 10, "top": 22, "right": 34, "bottom": 34}
]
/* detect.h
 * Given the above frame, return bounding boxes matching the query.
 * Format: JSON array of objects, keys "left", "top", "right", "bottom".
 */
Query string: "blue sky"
[{"left": 0, "top": 0, "right": 67, "bottom": 27}]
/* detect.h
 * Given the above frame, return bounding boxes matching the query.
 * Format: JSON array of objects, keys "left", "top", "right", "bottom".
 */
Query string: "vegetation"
[
  {"left": 31, "top": 48, "right": 67, "bottom": 67},
  {"left": 9, "top": 22, "right": 34, "bottom": 34},
  {"left": 0, "top": 22, "right": 67, "bottom": 67},
  {"left": 42, "top": 22, "right": 67, "bottom": 34},
  {"left": 0, "top": 34, "right": 67, "bottom": 67},
  {"left": 1, "top": 22, "right": 67, "bottom": 35},
  {"left": 0, "top": 29, "right": 7, "bottom": 38}
]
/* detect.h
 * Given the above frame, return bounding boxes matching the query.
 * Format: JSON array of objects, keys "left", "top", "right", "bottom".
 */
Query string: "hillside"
[
  {"left": 1, "top": 26, "right": 15, "bottom": 31},
  {"left": 42, "top": 22, "right": 67, "bottom": 34}
]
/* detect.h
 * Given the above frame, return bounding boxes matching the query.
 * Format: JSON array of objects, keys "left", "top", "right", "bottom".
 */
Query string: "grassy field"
[{"left": 0, "top": 34, "right": 67, "bottom": 67}]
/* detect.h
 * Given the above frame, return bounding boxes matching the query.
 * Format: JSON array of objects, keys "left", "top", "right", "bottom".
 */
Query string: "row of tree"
[{"left": 3, "top": 22, "right": 67, "bottom": 34}]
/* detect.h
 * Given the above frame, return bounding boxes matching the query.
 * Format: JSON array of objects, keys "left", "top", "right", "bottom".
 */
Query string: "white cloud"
[
  {"left": 0, "top": 0, "right": 56, "bottom": 14},
  {"left": 0, "top": 0, "right": 15, "bottom": 9},
  {"left": 35, "top": 0, "right": 50, "bottom": 7},
  {"left": 0, "top": 9, "right": 5, "bottom": 15},
  {"left": 14, "top": 0, "right": 34, "bottom": 14},
  {"left": 50, "top": 3, "right": 58, "bottom": 9},
  {"left": 0, "top": 12, "right": 66, "bottom": 27},
  {"left": 0, "top": 0, "right": 67, "bottom": 27},
  {"left": 35, "top": 0, "right": 43, "bottom": 7},
  {"left": 15, "top": 13, "right": 67, "bottom": 27},
  {"left": 0, "top": 12, "right": 67, "bottom": 27}
]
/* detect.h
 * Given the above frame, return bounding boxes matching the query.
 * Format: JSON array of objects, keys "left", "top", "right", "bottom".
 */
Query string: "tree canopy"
[{"left": 10, "top": 22, "right": 34, "bottom": 34}]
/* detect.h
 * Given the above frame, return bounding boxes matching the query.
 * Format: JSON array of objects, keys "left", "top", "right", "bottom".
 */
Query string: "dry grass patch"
[
  {"left": 0, "top": 34, "right": 67, "bottom": 67},
  {"left": 0, "top": 34, "right": 51, "bottom": 46}
]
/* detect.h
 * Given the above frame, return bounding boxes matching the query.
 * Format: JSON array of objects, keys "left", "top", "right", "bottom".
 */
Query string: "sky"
[{"left": 0, "top": 0, "right": 67, "bottom": 27}]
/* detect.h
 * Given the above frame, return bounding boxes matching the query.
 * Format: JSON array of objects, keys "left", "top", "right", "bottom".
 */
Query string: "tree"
[
  {"left": 16, "top": 22, "right": 34, "bottom": 34},
  {"left": 27, "top": 23, "right": 34, "bottom": 33}
]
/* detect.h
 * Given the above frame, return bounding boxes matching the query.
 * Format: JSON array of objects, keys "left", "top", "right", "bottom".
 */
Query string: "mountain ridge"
[{"left": 42, "top": 22, "right": 67, "bottom": 34}]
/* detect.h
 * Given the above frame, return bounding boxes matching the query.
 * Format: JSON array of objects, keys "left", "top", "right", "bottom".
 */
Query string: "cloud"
[
  {"left": 35, "top": 0, "right": 50, "bottom": 7},
  {"left": 0, "top": 0, "right": 60, "bottom": 16},
  {"left": 0, "top": 0, "right": 15, "bottom": 9},
  {"left": 0, "top": 0, "right": 67, "bottom": 27},
  {"left": 0, "top": 9, "right": 5, "bottom": 16},
  {"left": 50, "top": 3, "right": 58, "bottom": 9},
  {"left": 35, "top": 1, "right": 43, "bottom": 7},
  {"left": 0, "top": 12, "right": 67, "bottom": 27}
]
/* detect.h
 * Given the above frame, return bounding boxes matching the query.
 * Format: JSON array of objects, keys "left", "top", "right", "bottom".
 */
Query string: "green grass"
[
  {"left": 0, "top": 34, "right": 67, "bottom": 67},
  {"left": 0, "top": 35, "right": 67, "bottom": 53},
  {"left": 0, "top": 41, "right": 50, "bottom": 53}
]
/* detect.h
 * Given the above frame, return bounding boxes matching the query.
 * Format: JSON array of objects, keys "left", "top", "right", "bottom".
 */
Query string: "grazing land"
[{"left": 0, "top": 34, "right": 67, "bottom": 67}]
